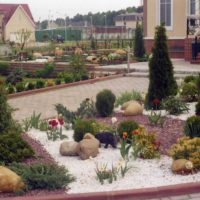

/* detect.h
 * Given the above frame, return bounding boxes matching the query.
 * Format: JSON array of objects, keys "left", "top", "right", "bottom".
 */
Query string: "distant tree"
[
  {"left": 134, "top": 22, "right": 145, "bottom": 58},
  {"left": 136, "top": 6, "right": 143, "bottom": 13},
  {"left": 145, "top": 24, "right": 178, "bottom": 109},
  {"left": 40, "top": 20, "right": 48, "bottom": 29},
  {"left": 16, "top": 29, "right": 32, "bottom": 50}
]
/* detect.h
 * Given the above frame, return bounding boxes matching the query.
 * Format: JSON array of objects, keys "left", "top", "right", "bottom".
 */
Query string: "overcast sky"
[{"left": 3, "top": 0, "right": 141, "bottom": 21}]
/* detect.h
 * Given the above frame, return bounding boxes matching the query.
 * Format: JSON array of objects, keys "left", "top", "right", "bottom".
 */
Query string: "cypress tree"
[
  {"left": 134, "top": 22, "right": 145, "bottom": 58},
  {"left": 145, "top": 24, "right": 178, "bottom": 109}
]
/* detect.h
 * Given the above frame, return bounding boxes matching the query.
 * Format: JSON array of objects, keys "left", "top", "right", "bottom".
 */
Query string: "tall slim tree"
[
  {"left": 145, "top": 24, "right": 178, "bottom": 109},
  {"left": 134, "top": 22, "right": 145, "bottom": 58}
]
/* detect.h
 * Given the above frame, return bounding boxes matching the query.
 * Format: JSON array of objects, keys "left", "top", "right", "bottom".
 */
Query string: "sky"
[{"left": 2, "top": 0, "right": 141, "bottom": 21}]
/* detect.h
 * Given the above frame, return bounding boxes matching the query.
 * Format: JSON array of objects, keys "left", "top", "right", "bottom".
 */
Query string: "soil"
[{"left": 0, "top": 113, "right": 185, "bottom": 198}]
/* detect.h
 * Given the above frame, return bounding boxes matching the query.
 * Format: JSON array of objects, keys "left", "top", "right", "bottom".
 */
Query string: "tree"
[
  {"left": 16, "top": 29, "right": 32, "bottom": 50},
  {"left": 145, "top": 24, "right": 178, "bottom": 109},
  {"left": 134, "top": 22, "right": 145, "bottom": 58}
]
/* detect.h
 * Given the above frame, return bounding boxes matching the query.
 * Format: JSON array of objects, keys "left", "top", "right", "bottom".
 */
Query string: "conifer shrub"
[
  {"left": 96, "top": 89, "right": 116, "bottom": 117},
  {"left": 184, "top": 116, "right": 200, "bottom": 138},
  {"left": 134, "top": 22, "right": 145, "bottom": 59},
  {"left": 145, "top": 24, "right": 177, "bottom": 109}
]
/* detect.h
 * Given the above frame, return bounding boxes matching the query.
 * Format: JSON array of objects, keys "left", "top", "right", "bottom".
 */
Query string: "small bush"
[
  {"left": 0, "top": 61, "right": 9, "bottom": 75},
  {"left": 115, "top": 90, "right": 143, "bottom": 107},
  {"left": 184, "top": 116, "right": 200, "bottom": 138},
  {"left": 81, "top": 73, "right": 89, "bottom": 80},
  {"left": 161, "top": 96, "right": 189, "bottom": 115},
  {"left": 35, "top": 62, "right": 54, "bottom": 78},
  {"left": 46, "top": 79, "right": 54, "bottom": 87},
  {"left": 10, "top": 163, "right": 75, "bottom": 190},
  {"left": 0, "top": 131, "right": 34, "bottom": 164},
  {"left": 55, "top": 79, "right": 61, "bottom": 85},
  {"left": 6, "top": 84, "right": 15, "bottom": 94},
  {"left": 184, "top": 75, "right": 197, "bottom": 84},
  {"left": 35, "top": 80, "right": 45, "bottom": 89},
  {"left": 169, "top": 137, "right": 200, "bottom": 169},
  {"left": 73, "top": 118, "right": 97, "bottom": 142},
  {"left": 26, "top": 82, "right": 35, "bottom": 91},
  {"left": 117, "top": 120, "right": 139, "bottom": 140},
  {"left": 96, "top": 89, "right": 116, "bottom": 117},
  {"left": 196, "top": 101, "right": 200, "bottom": 116},
  {"left": 16, "top": 82, "right": 25, "bottom": 92},
  {"left": 6, "top": 68, "right": 25, "bottom": 85},
  {"left": 73, "top": 73, "right": 81, "bottom": 82},
  {"left": 64, "top": 73, "right": 74, "bottom": 83},
  {"left": 180, "top": 82, "right": 198, "bottom": 102}
]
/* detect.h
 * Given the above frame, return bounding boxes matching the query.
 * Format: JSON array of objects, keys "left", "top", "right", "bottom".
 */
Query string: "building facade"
[
  {"left": 143, "top": 0, "right": 200, "bottom": 61},
  {"left": 0, "top": 4, "right": 35, "bottom": 43}
]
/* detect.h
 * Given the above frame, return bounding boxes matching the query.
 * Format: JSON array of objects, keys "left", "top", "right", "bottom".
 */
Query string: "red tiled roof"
[{"left": 0, "top": 4, "right": 34, "bottom": 25}]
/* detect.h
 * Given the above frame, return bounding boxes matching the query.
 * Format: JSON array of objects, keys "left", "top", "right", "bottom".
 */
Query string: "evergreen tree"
[
  {"left": 0, "top": 87, "right": 12, "bottom": 132},
  {"left": 134, "top": 22, "right": 145, "bottom": 58},
  {"left": 145, "top": 24, "right": 178, "bottom": 109}
]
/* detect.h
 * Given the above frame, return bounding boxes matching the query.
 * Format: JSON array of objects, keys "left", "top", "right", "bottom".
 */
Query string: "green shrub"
[
  {"left": 0, "top": 61, "right": 9, "bottom": 75},
  {"left": 117, "top": 120, "right": 139, "bottom": 140},
  {"left": 64, "top": 73, "right": 74, "bottom": 83},
  {"left": 96, "top": 89, "right": 116, "bottom": 117},
  {"left": 196, "top": 73, "right": 200, "bottom": 96},
  {"left": 0, "top": 131, "right": 34, "bottom": 164},
  {"left": 26, "top": 82, "right": 35, "bottom": 90},
  {"left": 73, "top": 118, "right": 97, "bottom": 142},
  {"left": 180, "top": 82, "right": 198, "bottom": 102},
  {"left": 16, "top": 82, "right": 25, "bottom": 92},
  {"left": 73, "top": 73, "right": 81, "bottom": 82},
  {"left": 196, "top": 101, "right": 200, "bottom": 116},
  {"left": 55, "top": 79, "right": 61, "bottom": 85},
  {"left": 35, "top": 80, "right": 45, "bottom": 89},
  {"left": 184, "top": 75, "right": 197, "bottom": 84},
  {"left": 6, "top": 68, "right": 25, "bottom": 85},
  {"left": 9, "top": 163, "right": 75, "bottom": 190},
  {"left": 161, "top": 96, "right": 189, "bottom": 115},
  {"left": 184, "top": 116, "right": 200, "bottom": 138},
  {"left": 81, "top": 73, "right": 89, "bottom": 80},
  {"left": 0, "top": 87, "right": 12, "bottom": 132},
  {"left": 115, "top": 90, "right": 143, "bottom": 107},
  {"left": 6, "top": 84, "right": 15, "bottom": 94},
  {"left": 35, "top": 62, "right": 54, "bottom": 78}
]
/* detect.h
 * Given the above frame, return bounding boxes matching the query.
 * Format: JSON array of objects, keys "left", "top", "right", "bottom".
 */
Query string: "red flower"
[
  {"left": 152, "top": 98, "right": 160, "bottom": 105},
  {"left": 132, "top": 129, "right": 140, "bottom": 135},
  {"left": 123, "top": 132, "right": 128, "bottom": 139},
  {"left": 152, "top": 141, "right": 161, "bottom": 150},
  {"left": 58, "top": 117, "right": 64, "bottom": 126},
  {"left": 49, "top": 119, "right": 58, "bottom": 127}
]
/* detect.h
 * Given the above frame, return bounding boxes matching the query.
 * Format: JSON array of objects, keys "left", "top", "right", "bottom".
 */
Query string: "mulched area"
[
  {"left": 96, "top": 112, "right": 185, "bottom": 154},
  {"left": 0, "top": 134, "right": 68, "bottom": 199}
]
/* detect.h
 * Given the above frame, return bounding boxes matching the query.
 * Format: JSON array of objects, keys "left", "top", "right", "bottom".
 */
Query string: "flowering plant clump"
[
  {"left": 152, "top": 98, "right": 161, "bottom": 110},
  {"left": 132, "top": 127, "right": 160, "bottom": 159},
  {"left": 47, "top": 116, "right": 67, "bottom": 141},
  {"left": 169, "top": 136, "right": 200, "bottom": 169}
]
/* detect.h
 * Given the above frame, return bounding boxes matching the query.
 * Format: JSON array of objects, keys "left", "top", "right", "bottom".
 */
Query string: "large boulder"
[
  {"left": 60, "top": 141, "right": 78, "bottom": 156},
  {"left": 123, "top": 101, "right": 143, "bottom": 116},
  {"left": 76, "top": 134, "right": 100, "bottom": 160},
  {"left": 171, "top": 159, "right": 194, "bottom": 174},
  {"left": 0, "top": 166, "right": 25, "bottom": 192}
]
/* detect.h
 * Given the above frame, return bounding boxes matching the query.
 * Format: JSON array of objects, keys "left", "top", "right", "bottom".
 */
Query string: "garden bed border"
[
  {"left": 4, "top": 182, "right": 200, "bottom": 200},
  {"left": 8, "top": 74, "right": 124, "bottom": 99}
]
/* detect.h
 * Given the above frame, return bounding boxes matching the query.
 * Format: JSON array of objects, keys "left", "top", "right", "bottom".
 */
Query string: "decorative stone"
[
  {"left": 83, "top": 133, "right": 95, "bottom": 140},
  {"left": 123, "top": 101, "right": 143, "bottom": 116},
  {"left": 86, "top": 56, "right": 98, "bottom": 63},
  {"left": 171, "top": 159, "right": 194, "bottom": 174},
  {"left": 0, "top": 166, "right": 25, "bottom": 192},
  {"left": 59, "top": 141, "right": 78, "bottom": 156},
  {"left": 76, "top": 134, "right": 100, "bottom": 160},
  {"left": 55, "top": 48, "right": 63, "bottom": 56},
  {"left": 33, "top": 52, "right": 42, "bottom": 58}
]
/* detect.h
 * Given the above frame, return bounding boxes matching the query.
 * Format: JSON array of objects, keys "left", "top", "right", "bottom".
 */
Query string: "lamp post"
[
  {"left": 104, "top": 14, "right": 107, "bottom": 39},
  {"left": 90, "top": 15, "right": 93, "bottom": 39},
  {"left": 65, "top": 14, "right": 67, "bottom": 41}
]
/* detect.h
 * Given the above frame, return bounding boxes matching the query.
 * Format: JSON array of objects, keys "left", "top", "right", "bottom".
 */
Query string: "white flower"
[{"left": 111, "top": 117, "right": 117, "bottom": 124}]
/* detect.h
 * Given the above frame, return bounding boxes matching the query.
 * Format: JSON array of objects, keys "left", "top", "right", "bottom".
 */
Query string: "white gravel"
[{"left": 27, "top": 128, "right": 200, "bottom": 194}]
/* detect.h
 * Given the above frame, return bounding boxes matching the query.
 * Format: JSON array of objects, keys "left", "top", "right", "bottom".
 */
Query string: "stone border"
[
  {"left": 8, "top": 74, "right": 124, "bottom": 99},
  {"left": 4, "top": 182, "right": 200, "bottom": 200}
]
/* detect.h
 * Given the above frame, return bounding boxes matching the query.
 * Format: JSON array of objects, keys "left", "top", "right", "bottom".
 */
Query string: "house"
[
  {"left": 0, "top": 4, "right": 35, "bottom": 43},
  {"left": 115, "top": 12, "right": 143, "bottom": 29},
  {"left": 143, "top": 0, "right": 200, "bottom": 63}
]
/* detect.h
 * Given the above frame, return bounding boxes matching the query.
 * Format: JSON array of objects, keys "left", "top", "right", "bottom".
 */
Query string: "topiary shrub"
[
  {"left": 96, "top": 89, "right": 116, "bottom": 117},
  {"left": 145, "top": 24, "right": 177, "bottom": 109},
  {"left": 184, "top": 116, "right": 200, "bottom": 138},
  {"left": 0, "top": 131, "right": 34, "bottom": 164},
  {"left": 196, "top": 101, "right": 200, "bottom": 116},
  {"left": 64, "top": 73, "right": 74, "bottom": 83},
  {"left": 73, "top": 118, "right": 98, "bottom": 142},
  {"left": 0, "top": 87, "right": 12, "bottom": 132},
  {"left": 9, "top": 162, "right": 75, "bottom": 190},
  {"left": 117, "top": 120, "right": 139, "bottom": 140},
  {"left": 35, "top": 80, "right": 45, "bottom": 89},
  {"left": 180, "top": 82, "right": 198, "bottom": 102}
]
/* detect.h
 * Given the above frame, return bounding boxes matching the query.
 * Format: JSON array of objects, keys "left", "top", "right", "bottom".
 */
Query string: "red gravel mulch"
[{"left": 96, "top": 112, "right": 185, "bottom": 154}]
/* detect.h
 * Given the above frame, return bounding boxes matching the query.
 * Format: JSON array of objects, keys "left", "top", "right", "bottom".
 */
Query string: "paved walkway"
[{"left": 9, "top": 77, "right": 148, "bottom": 121}]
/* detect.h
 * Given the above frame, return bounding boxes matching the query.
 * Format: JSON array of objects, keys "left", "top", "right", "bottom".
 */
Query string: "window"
[
  {"left": 160, "top": 0, "right": 172, "bottom": 28},
  {"left": 190, "top": 0, "right": 196, "bottom": 15}
]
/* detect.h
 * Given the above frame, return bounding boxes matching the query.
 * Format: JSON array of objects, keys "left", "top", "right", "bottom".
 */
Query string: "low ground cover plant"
[{"left": 184, "top": 116, "right": 200, "bottom": 138}]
